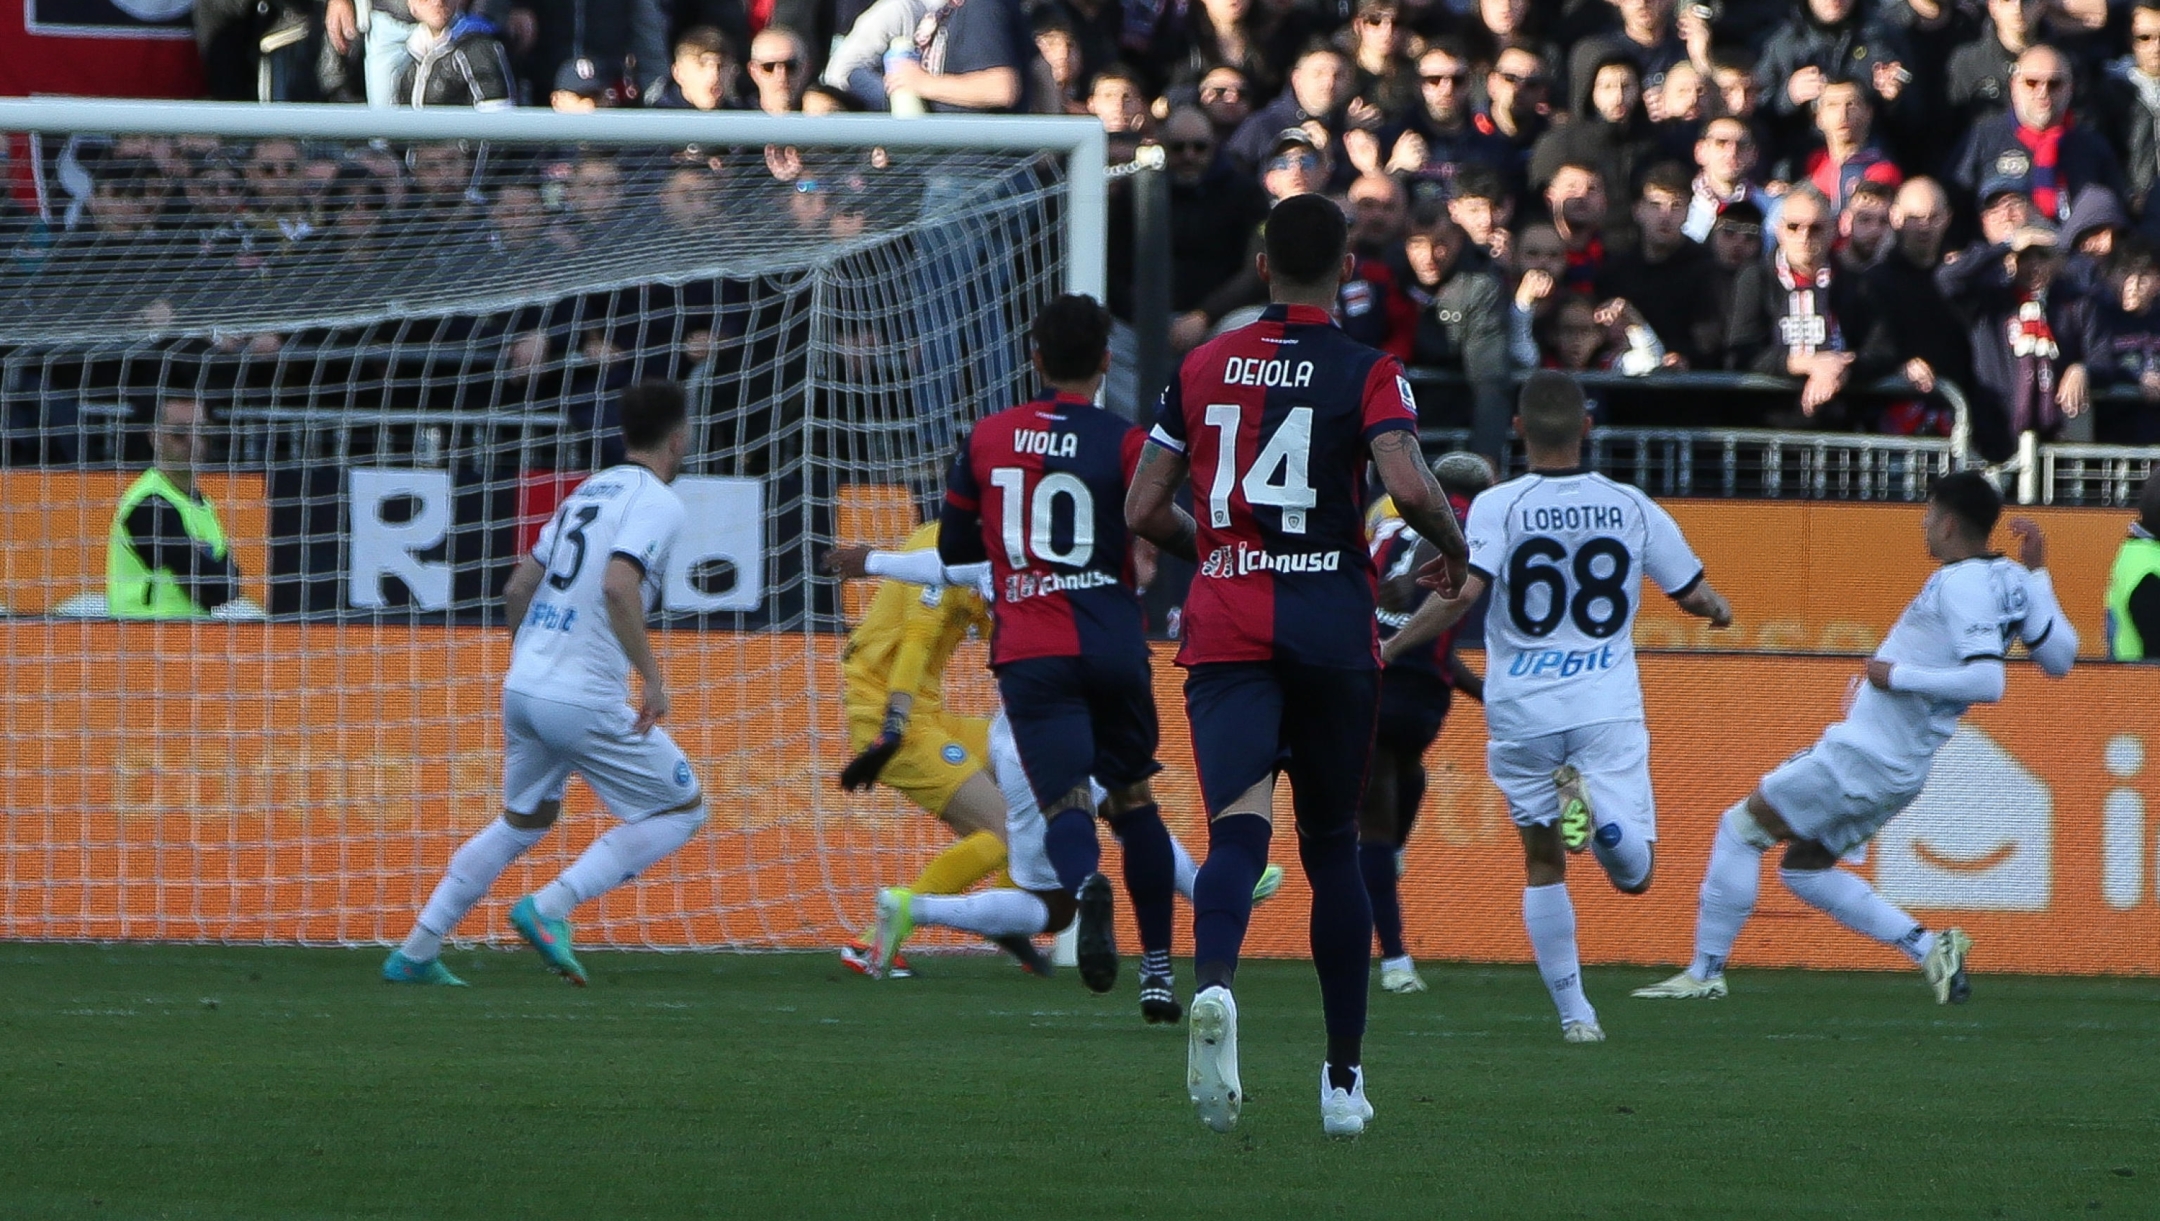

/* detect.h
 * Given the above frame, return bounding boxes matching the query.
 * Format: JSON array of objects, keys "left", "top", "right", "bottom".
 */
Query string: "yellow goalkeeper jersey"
[{"left": 841, "top": 521, "right": 990, "bottom": 717}]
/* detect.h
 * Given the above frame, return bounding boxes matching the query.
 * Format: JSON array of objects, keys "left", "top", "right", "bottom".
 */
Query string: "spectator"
[
  {"left": 1225, "top": 44, "right": 1359, "bottom": 184},
  {"left": 1953, "top": 45, "right": 2127, "bottom": 227},
  {"left": 1448, "top": 161, "right": 1515, "bottom": 262},
  {"left": 2104, "top": 470, "right": 2160, "bottom": 659},
  {"left": 107, "top": 397, "right": 240, "bottom": 620},
  {"left": 1400, "top": 202, "right": 1511, "bottom": 458},
  {"left": 326, "top": 0, "right": 535, "bottom": 108},
  {"left": 529, "top": 0, "right": 669, "bottom": 106},
  {"left": 1543, "top": 162, "right": 1613, "bottom": 290},
  {"left": 1566, "top": 0, "right": 1688, "bottom": 119},
  {"left": 1535, "top": 293, "right": 1622, "bottom": 374},
  {"left": 1389, "top": 39, "right": 1516, "bottom": 182},
  {"left": 1529, "top": 54, "right": 1659, "bottom": 237},
  {"left": 1948, "top": 0, "right": 2046, "bottom": 127},
  {"left": 1177, "top": 128, "right": 1332, "bottom": 346},
  {"left": 1473, "top": 42, "right": 1552, "bottom": 193},
  {"left": 1729, "top": 184, "right": 1898, "bottom": 423},
  {"left": 1803, "top": 77, "right": 1903, "bottom": 212},
  {"left": 1599, "top": 160, "right": 1719, "bottom": 367},
  {"left": 1863, "top": 176, "right": 1974, "bottom": 436},
  {"left": 821, "top": 0, "right": 933, "bottom": 109},
  {"left": 1506, "top": 219, "right": 1569, "bottom": 365},
  {"left": 1684, "top": 115, "right": 1773, "bottom": 243},
  {"left": 1347, "top": 170, "right": 1409, "bottom": 254},
  {"left": 748, "top": 26, "right": 811, "bottom": 113},
  {"left": 2095, "top": 0, "right": 2160, "bottom": 215},
  {"left": 1938, "top": 217, "right": 2090, "bottom": 453},
  {"left": 1697, "top": 199, "right": 1766, "bottom": 369},
  {"left": 1197, "top": 66, "right": 1256, "bottom": 144},
  {"left": 1756, "top": 0, "right": 1915, "bottom": 151},
  {"left": 652, "top": 26, "right": 742, "bottom": 110},
  {"left": 2082, "top": 236, "right": 2160, "bottom": 443},
  {"left": 1034, "top": 10, "right": 1091, "bottom": 113},
  {"left": 397, "top": 0, "right": 516, "bottom": 109},
  {"left": 1089, "top": 64, "right": 1154, "bottom": 161},
  {"left": 1975, "top": 176, "right": 2038, "bottom": 245},
  {"left": 1838, "top": 178, "right": 1897, "bottom": 273},
  {"left": 884, "top": 0, "right": 1037, "bottom": 113},
  {"left": 1654, "top": 59, "right": 1708, "bottom": 136},
  {"left": 1338, "top": 174, "right": 1417, "bottom": 356},
  {"left": 1128, "top": 106, "right": 1269, "bottom": 354},
  {"left": 1156, "top": 0, "right": 1294, "bottom": 103},
  {"left": 1342, "top": 0, "right": 1417, "bottom": 122},
  {"left": 2062, "top": 184, "right": 2129, "bottom": 294},
  {"left": 195, "top": 0, "right": 321, "bottom": 101},
  {"left": 246, "top": 138, "right": 317, "bottom": 242},
  {"left": 552, "top": 59, "right": 633, "bottom": 110},
  {"left": 1711, "top": 49, "right": 1763, "bottom": 123},
  {"left": 1049, "top": 0, "right": 1131, "bottom": 91}
]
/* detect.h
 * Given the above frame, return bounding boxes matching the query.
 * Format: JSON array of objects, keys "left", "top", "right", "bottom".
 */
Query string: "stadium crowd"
[{"left": 11, "top": 0, "right": 2160, "bottom": 460}]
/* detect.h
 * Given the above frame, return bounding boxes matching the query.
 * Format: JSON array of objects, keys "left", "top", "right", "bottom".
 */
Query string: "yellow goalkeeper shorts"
[{"left": 846, "top": 706, "right": 991, "bottom": 818}]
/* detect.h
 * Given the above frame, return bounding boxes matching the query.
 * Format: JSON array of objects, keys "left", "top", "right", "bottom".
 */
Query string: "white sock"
[
  {"left": 1589, "top": 819, "right": 1653, "bottom": 891},
  {"left": 1381, "top": 954, "right": 1415, "bottom": 974},
  {"left": 534, "top": 807, "right": 706, "bottom": 921},
  {"left": 1691, "top": 815, "right": 1764, "bottom": 980},
  {"left": 912, "top": 889, "right": 1050, "bottom": 938},
  {"left": 1779, "top": 867, "right": 1933, "bottom": 964},
  {"left": 1170, "top": 834, "right": 1198, "bottom": 902},
  {"left": 1522, "top": 883, "right": 1596, "bottom": 1026},
  {"left": 402, "top": 817, "right": 549, "bottom": 960}
]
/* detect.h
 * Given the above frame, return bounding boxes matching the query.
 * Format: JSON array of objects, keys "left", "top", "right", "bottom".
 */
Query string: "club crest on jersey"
[
  {"left": 941, "top": 743, "right": 967, "bottom": 765},
  {"left": 674, "top": 760, "right": 693, "bottom": 787},
  {"left": 1011, "top": 429, "right": 1077, "bottom": 457},
  {"left": 1199, "top": 543, "right": 1342, "bottom": 577},
  {"left": 1222, "top": 357, "right": 1315, "bottom": 388}
]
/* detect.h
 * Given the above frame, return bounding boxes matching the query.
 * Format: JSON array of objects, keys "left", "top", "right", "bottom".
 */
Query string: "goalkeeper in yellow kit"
[{"left": 829, "top": 521, "right": 1047, "bottom": 977}]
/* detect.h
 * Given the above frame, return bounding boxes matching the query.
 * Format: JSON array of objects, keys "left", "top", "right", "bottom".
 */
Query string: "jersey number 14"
[{"left": 1204, "top": 404, "right": 1316, "bottom": 534}]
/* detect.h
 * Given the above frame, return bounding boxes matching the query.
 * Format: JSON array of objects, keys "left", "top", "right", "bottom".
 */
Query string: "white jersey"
[
  {"left": 1467, "top": 471, "right": 1704, "bottom": 741},
  {"left": 1827, "top": 556, "right": 2061, "bottom": 776},
  {"left": 504, "top": 463, "right": 686, "bottom": 711}
]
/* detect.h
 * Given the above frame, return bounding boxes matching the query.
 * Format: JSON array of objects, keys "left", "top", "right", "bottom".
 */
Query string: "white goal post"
[{"left": 0, "top": 100, "right": 1106, "bottom": 950}]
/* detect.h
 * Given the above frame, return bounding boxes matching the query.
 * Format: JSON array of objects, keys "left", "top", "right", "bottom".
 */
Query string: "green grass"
[{"left": 1, "top": 945, "right": 2156, "bottom": 1221}]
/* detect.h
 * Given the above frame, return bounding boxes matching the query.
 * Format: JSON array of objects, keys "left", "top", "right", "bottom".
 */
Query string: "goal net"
[{"left": 0, "top": 102, "right": 1104, "bottom": 949}]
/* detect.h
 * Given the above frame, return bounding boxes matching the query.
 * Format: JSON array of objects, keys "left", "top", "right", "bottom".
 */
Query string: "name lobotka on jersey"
[{"left": 1467, "top": 470, "right": 1705, "bottom": 741}]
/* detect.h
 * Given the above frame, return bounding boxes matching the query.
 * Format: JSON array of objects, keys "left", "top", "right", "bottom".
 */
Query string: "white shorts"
[
  {"left": 501, "top": 688, "right": 701, "bottom": 821},
  {"left": 1758, "top": 735, "right": 1929, "bottom": 858},
  {"left": 988, "top": 707, "right": 1104, "bottom": 895},
  {"left": 1487, "top": 719, "right": 1656, "bottom": 840}
]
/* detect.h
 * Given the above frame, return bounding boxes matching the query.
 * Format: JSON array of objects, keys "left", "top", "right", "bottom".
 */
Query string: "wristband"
[{"left": 880, "top": 709, "right": 909, "bottom": 738}]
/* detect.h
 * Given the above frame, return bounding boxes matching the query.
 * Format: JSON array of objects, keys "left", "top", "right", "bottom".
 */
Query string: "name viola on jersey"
[
  {"left": 1198, "top": 543, "right": 1343, "bottom": 577},
  {"left": 1508, "top": 644, "right": 1620, "bottom": 678},
  {"left": 1011, "top": 429, "right": 1078, "bottom": 457},
  {"left": 1002, "top": 569, "right": 1121, "bottom": 602},
  {"left": 1222, "top": 357, "right": 1316, "bottom": 388}
]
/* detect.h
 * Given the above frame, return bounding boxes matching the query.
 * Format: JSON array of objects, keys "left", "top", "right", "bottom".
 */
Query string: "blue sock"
[
  {"left": 1360, "top": 841, "right": 1407, "bottom": 960},
  {"left": 1192, "top": 812, "right": 1272, "bottom": 991},
  {"left": 1043, "top": 806, "right": 1101, "bottom": 895},
  {"left": 1304, "top": 821, "right": 1372, "bottom": 1074},
  {"left": 1107, "top": 804, "right": 1176, "bottom": 955}
]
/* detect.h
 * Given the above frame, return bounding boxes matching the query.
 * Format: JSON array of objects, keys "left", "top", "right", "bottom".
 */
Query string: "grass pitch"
[{"left": 2, "top": 944, "right": 2156, "bottom": 1220}]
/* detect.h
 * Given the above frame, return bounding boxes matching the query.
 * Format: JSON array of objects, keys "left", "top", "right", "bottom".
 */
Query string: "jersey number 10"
[
  {"left": 1204, "top": 404, "right": 1317, "bottom": 535},
  {"left": 989, "top": 469, "right": 1096, "bottom": 570}
]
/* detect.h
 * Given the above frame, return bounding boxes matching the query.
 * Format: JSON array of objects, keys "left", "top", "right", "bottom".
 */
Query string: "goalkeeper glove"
[{"left": 840, "top": 710, "right": 909, "bottom": 792}]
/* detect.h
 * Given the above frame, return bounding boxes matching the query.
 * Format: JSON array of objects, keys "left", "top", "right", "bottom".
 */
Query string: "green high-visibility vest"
[
  {"left": 106, "top": 469, "right": 229, "bottom": 620},
  {"left": 2105, "top": 534, "right": 2160, "bottom": 661}
]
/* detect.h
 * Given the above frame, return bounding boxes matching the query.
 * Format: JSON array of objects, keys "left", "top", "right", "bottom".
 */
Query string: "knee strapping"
[{"left": 1722, "top": 802, "right": 1777, "bottom": 851}]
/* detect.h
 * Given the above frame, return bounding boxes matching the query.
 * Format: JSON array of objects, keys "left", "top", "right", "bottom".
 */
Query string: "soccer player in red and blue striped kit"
[
  {"left": 936, "top": 294, "right": 1190, "bottom": 1021},
  {"left": 1126, "top": 194, "right": 1471, "bottom": 1137}
]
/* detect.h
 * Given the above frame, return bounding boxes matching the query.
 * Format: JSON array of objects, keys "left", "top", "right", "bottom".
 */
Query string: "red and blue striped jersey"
[
  {"left": 941, "top": 391, "right": 1149, "bottom": 665},
  {"left": 1150, "top": 303, "right": 1420, "bottom": 668},
  {"left": 1369, "top": 490, "right": 1474, "bottom": 678}
]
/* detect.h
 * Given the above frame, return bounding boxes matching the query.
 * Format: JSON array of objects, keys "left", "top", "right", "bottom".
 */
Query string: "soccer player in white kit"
[
  {"left": 1386, "top": 372, "right": 1732, "bottom": 1042},
  {"left": 382, "top": 381, "right": 707, "bottom": 987},
  {"left": 1634, "top": 472, "right": 2078, "bottom": 1004}
]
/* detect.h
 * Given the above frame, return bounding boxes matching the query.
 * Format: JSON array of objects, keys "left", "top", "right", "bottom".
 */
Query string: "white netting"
[{"left": 0, "top": 110, "right": 1089, "bottom": 947}]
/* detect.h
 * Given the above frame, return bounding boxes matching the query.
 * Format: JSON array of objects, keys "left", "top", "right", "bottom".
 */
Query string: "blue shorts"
[
  {"left": 1376, "top": 667, "right": 1453, "bottom": 757},
  {"left": 993, "top": 652, "right": 1162, "bottom": 810},
  {"left": 1183, "top": 660, "right": 1381, "bottom": 834}
]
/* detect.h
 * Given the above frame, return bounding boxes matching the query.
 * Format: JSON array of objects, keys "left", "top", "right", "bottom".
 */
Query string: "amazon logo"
[{"left": 1875, "top": 726, "right": 2052, "bottom": 912}]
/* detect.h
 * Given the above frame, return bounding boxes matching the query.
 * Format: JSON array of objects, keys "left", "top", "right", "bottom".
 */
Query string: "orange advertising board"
[{"left": 5, "top": 621, "right": 2158, "bottom": 978}]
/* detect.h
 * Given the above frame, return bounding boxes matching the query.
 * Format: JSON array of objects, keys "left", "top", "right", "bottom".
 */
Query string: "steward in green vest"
[
  {"left": 2106, "top": 471, "right": 2160, "bottom": 661},
  {"left": 105, "top": 398, "right": 239, "bottom": 620}
]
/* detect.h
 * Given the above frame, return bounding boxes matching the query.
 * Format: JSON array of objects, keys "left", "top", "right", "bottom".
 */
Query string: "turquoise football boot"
[
  {"left": 508, "top": 895, "right": 588, "bottom": 986},
  {"left": 382, "top": 949, "right": 468, "bottom": 986}
]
